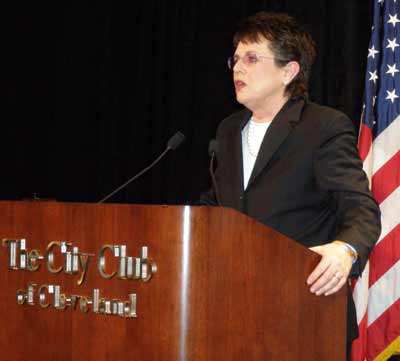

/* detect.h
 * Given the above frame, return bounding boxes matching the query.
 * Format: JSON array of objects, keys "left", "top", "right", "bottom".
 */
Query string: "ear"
[{"left": 282, "top": 61, "right": 300, "bottom": 85}]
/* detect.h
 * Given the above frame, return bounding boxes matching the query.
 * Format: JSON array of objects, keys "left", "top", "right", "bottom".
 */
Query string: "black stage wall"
[{"left": 1, "top": 0, "right": 373, "bottom": 204}]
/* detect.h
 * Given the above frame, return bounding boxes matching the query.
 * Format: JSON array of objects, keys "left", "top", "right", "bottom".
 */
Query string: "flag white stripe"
[
  {"left": 362, "top": 146, "right": 373, "bottom": 186},
  {"left": 367, "top": 259, "right": 400, "bottom": 326},
  {"left": 353, "top": 262, "right": 370, "bottom": 324},
  {"left": 377, "top": 185, "right": 400, "bottom": 244},
  {"left": 371, "top": 116, "right": 400, "bottom": 174}
]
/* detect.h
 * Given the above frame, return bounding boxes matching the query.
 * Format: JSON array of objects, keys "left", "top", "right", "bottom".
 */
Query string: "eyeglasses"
[{"left": 227, "top": 53, "right": 289, "bottom": 70}]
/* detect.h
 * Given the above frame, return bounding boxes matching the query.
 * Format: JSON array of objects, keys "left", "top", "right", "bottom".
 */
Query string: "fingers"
[
  {"left": 307, "top": 242, "right": 353, "bottom": 296},
  {"left": 306, "top": 256, "right": 331, "bottom": 285},
  {"left": 310, "top": 270, "right": 346, "bottom": 296},
  {"left": 324, "top": 274, "right": 347, "bottom": 296}
]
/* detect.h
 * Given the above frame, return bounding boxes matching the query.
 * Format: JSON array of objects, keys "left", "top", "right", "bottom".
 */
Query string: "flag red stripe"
[
  {"left": 351, "top": 312, "right": 368, "bottom": 361},
  {"left": 358, "top": 123, "right": 373, "bottom": 162},
  {"left": 371, "top": 151, "right": 400, "bottom": 204},
  {"left": 368, "top": 223, "right": 400, "bottom": 287},
  {"left": 366, "top": 298, "right": 400, "bottom": 360}
]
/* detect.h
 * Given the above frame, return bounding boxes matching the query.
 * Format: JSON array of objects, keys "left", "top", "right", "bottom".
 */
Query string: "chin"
[{"left": 235, "top": 93, "right": 247, "bottom": 106}]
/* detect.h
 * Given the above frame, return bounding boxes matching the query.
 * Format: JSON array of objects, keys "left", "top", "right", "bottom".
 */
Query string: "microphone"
[
  {"left": 98, "top": 131, "right": 186, "bottom": 203},
  {"left": 208, "top": 139, "right": 221, "bottom": 206},
  {"left": 167, "top": 131, "right": 186, "bottom": 150}
]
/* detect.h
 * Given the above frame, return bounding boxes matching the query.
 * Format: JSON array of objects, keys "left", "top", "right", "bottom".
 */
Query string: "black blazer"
[{"left": 201, "top": 97, "right": 381, "bottom": 340}]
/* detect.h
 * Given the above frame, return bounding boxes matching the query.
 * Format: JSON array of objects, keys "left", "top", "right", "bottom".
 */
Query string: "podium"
[{"left": 0, "top": 201, "right": 346, "bottom": 361}]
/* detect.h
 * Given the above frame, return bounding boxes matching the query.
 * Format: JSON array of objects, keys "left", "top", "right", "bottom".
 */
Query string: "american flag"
[{"left": 351, "top": 0, "right": 400, "bottom": 360}]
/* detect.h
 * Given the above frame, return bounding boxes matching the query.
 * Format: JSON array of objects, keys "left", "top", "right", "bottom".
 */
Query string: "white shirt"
[{"left": 241, "top": 118, "right": 272, "bottom": 190}]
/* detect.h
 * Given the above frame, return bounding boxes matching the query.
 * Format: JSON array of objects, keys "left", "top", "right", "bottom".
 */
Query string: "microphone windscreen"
[
  {"left": 208, "top": 139, "right": 219, "bottom": 157},
  {"left": 167, "top": 131, "right": 186, "bottom": 150}
]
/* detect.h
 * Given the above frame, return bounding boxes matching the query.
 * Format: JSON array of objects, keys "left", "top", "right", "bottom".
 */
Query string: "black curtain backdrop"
[{"left": 2, "top": 0, "right": 374, "bottom": 204}]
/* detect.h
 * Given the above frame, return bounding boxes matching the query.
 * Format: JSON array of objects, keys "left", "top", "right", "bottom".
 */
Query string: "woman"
[{"left": 201, "top": 11, "right": 381, "bottom": 358}]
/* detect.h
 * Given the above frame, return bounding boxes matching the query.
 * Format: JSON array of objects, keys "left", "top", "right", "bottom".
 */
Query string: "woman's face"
[{"left": 232, "top": 39, "right": 288, "bottom": 112}]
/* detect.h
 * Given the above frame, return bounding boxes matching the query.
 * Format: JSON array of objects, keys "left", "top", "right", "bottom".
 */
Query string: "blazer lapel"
[{"left": 246, "top": 98, "right": 305, "bottom": 188}]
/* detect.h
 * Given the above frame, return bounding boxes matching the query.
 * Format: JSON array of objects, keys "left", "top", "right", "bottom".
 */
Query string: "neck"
[{"left": 251, "top": 95, "right": 289, "bottom": 123}]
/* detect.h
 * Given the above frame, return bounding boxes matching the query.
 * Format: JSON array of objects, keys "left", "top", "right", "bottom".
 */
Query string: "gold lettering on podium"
[
  {"left": 15, "top": 283, "right": 137, "bottom": 318},
  {"left": 2, "top": 238, "right": 156, "bottom": 286}
]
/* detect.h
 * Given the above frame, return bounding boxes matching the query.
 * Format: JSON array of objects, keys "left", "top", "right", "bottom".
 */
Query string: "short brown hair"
[{"left": 233, "top": 12, "right": 316, "bottom": 98}]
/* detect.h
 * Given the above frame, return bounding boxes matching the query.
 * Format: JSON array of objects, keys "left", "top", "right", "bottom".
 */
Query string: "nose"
[{"left": 233, "top": 56, "right": 246, "bottom": 73}]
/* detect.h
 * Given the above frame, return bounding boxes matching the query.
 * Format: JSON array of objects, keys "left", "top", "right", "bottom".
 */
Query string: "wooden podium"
[{"left": 0, "top": 201, "right": 346, "bottom": 361}]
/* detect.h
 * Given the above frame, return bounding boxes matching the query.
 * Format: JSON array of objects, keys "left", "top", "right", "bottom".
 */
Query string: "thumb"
[{"left": 309, "top": 245, "right": 323, "bottom": 255}]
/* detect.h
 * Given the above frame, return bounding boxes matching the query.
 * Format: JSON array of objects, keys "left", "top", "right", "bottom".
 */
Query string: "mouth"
[{"left": 234, "top": 80, "right": 246, "bottom": 91}]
